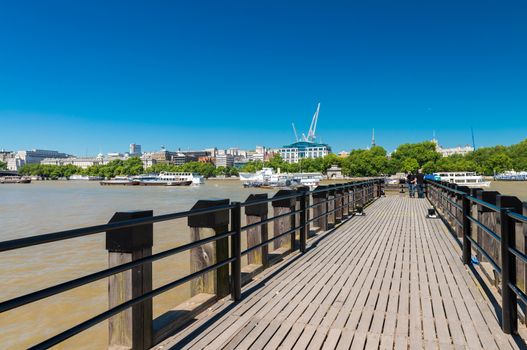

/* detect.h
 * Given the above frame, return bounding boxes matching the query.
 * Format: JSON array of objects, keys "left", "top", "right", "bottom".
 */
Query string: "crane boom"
[
  {"left": 292, "top": 123, "right": 299, "bottom": 142},
  {"left": 311, "top": 103, "right": 320, "bottom": 141}
]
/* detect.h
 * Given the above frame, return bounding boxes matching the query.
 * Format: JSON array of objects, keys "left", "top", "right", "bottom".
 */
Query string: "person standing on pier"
[
  {"left": 406, "top": 173, "right": 416, "bottom": 198},
  {"left": 416, "top": 170, "right": 425, "bottom": 198}
]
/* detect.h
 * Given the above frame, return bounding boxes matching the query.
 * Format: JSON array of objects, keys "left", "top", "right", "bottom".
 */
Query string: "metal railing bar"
[
  {"left": 241, "top": 208, "right": 303, "bottom": 232},
  {"left": 443, "top": 207, "right": 463, "bottom": 228},
  {"left": 466, "top": 235, "right": 502, "bottom": 274},
  {"left": 466, "top": 215, "right": 501, "bottom": 243},
  {"left": 508, "top": 211, "right": 527, "bottom": 224},
  {"left": 28, "top": 256, "right": 236, "bottom": 350},
  {"left": 0, "top": 229, "right": 236, "bottom": 313},
  {"left": 509, "top": 246, "right": 527, "bottom": 265},
  {"left": 241, "top": 224, "right": 303, "bottom": 256},
  {"left": 466, "top": 195, "right": 501, "bottom": 213},
  {"left": 508, "top": 282, "right": 527, "bottom": 306},
  {"left": 0, "top": 203, "right": 236, "bottom": 253}
]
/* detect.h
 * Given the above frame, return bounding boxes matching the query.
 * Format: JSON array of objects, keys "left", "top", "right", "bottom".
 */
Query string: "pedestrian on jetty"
[
  {"left": 406, "top": 173, "right": 416, "bottom": 198},
  {"left": 416, "top": 169, "right": 425, "bottom": 198}
]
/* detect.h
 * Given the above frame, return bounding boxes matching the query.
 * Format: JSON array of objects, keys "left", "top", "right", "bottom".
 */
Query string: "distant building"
[
  {"left": 278, "top": 141, "right": 331, "bottom": 164},
  {"left": 204, "top": 148, "right": 218, "bottom": 158},
  {"left": 326, "top": 165, "right": 343, "bottom": 179},
  {"left": 173, "top": 151, "right": 212, "bottom": 165},
  {"left": 41, "top": 155, "right": 106, "bottom": 169},
  {"left": 338, "top": 151, "right": 349, "bottom": 157},
  {"left": 432, "top": 138, "right": 474, "bottom": 157},
  {"left": 7, "top": 149, "right": 70, "bottom": 170},
  {"left": 0, "top": 150, "right": 12, "bottom": 163},
  {"left": 129, "top": 143, "right": 142, "bottom": 156},
  {"left": 215, "top": 154, "right": 234, "bottom": 168}
]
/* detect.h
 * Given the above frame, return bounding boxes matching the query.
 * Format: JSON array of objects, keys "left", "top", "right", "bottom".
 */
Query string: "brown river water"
[{"left": 0, "top": 179, "right": 526, "bottom": 349}]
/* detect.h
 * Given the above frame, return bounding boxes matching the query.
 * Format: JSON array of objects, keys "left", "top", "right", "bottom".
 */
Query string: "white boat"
[
  {"left": 494, "top": 170, "right": 527, "bottom": 181},
  {"left": 240, "top": 168, "right": 322, "bottom": 190},
  {"left": 100, "top": 176, "right": 140, "bottom": 186},
  {"left": 434, "top": 172, "right": 490, "bottom": 187},
  {"left": 69, "top": 174, "right": 102, "bottom": 181},
  {"left": 173, "top": 172, "right": 205, "bottom": 185}
]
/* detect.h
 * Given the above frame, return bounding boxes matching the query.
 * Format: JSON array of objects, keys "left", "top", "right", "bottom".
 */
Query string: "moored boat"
[
  {"left": 69, "top": 174, "right": 103, "bottom": 181},
  {"left": 0, "top": 176, "right": 31, "bottom": 184},
  {"left": 434, "top": 172, "right": 490, "bottom": 187},
  {"left": 494, "top": 170, "right": 527, "bottom": 181},
  {"left": 100, "top": 176, "right": 140, "bottom": 186}
]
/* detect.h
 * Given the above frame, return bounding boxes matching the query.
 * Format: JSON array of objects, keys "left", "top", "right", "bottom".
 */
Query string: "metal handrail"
[
  {"left": 0, "top": 178, "right": 383, "bottom": 349},
  {"left": 0, "top": 229, "right": 236, "bottom": 313}
]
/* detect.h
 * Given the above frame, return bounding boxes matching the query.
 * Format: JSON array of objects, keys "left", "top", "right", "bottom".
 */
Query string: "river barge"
[{"left": 0, "top": 176, "right": 31, "bottom": 184}]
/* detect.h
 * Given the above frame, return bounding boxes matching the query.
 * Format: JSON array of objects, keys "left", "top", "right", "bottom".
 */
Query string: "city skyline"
[{"left": 1, "top": 1, "right": 526, "bottom": 154}]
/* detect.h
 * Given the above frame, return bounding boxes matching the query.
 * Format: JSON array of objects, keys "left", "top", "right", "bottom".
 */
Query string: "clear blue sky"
[{"left": 1, "top": 0, "right": 526, "bottom": 155}]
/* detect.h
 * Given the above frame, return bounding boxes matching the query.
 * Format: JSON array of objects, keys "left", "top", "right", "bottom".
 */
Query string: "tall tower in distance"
[
  {"left": 371, "top": 128, "right": 376, "bottom": 148},
  {"left": 129, "top": 143, "right": 142, "bottom": 156}
]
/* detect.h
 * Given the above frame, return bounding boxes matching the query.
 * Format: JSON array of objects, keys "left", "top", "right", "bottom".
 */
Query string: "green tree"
[
  {"left": 391, "top": 141, "right": 441, "bottom": 168},
  {"left": 0, "top": 160, "right": 6, "bottom": 170},
  {"left": 401, "top": 158, "right": 419, "bottom": 173}
]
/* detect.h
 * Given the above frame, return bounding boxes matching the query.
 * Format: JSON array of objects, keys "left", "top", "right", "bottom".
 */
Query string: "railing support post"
[
  {"left": 188, "top": 199, "right": 230, "bottom": 299},
  {"left": 244, "top": 194, "right": 269, "bottom": 268},
  {"left": 300, "top": 191, "right": 307, "bottom": 253},
  {"left": 498, "top": 195, "right": 522, "bottom": 334},
  {"left": 462, "top": 195, "right": 472, "bottom": 265},
  {"left": 106, "top": 211, "right": 153, "bottom": 350},
  {"left": 500, "top": 207, "right": 517, "bottom": 334},
  {"left": 312, "top": 186, "right": 329, "bottom": 232},
  {"left": 231, "top": 202, "right": 242, "bottom": 301}
]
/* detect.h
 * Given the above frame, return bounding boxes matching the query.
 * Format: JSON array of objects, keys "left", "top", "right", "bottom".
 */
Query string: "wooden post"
[
  {"left": 523, "top": 202, "right": 527, "bottom": 300},
  {"left": 334, "top": 187, "right": 344, "bottom": 224},
  {"left": 462, "top": 194, "right": 472, "bottom": 265},
  {"left": 188, "top": 199, "right": 230, "bottom": 299},
  {"left": 244, "top": 194, "right": 269, "bottom": 268},
  {"left": 106, "top": 211, "right": 153, "bottom": 350},
  {"left": 271, "top": 190, "right": 296, "bottom": 251},
  {"left": 312, "top": 186, "right": 329, "bottom": 232},
  {"left": 470, "top": 188, "right": 483, "bottom": 262},
  {"left": 341, "top": 184, "right": 349, "bottom": 220},
  {"left": 497, "top": 195, "right": 522, "bottom": 334},
  {"left": 295, "top": 186, "right": 310, "bottom": 239},
  {"left": 346, "top": 184, "right": 353, "bottom": 217},
  {"left": 477, "top": 191, "right": 500, "bottom": 269},
  {"left": 327, "top": 186, "right": 336, "bottom": 228}
]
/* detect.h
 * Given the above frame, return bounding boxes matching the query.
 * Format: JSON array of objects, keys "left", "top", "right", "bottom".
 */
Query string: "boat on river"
[
  {"left": 494, "top": 170, "right": 527, "bottom": 181},
  {"left": 69, "top": 174, "right": 103, "bottom": 181},
  {"left": 434, "top": 172, "right": 490, "bottom": 187},
  {"left": 137, "top": 172, "right": 193, "bottom": 186},
  {"left": 0, "top": 176, "right": 31, "bottom": 184},
  {"left": 240, "top": 168, "right": 322, "bottom": 190},
  {"left": 100, "top": 176, "right": 140, "bottom": 186}
]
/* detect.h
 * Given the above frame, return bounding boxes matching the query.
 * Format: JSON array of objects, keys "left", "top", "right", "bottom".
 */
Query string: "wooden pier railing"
[
  {"left": 0, "top": 179, "right": 383, "bottom": 350},
  {"left": 426, "top": 180, "right": 527, "bottom": 335}
]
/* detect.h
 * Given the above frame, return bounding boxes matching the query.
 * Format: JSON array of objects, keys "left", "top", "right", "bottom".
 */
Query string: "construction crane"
[
  {"left": 292, "top": 123, "right": 299, "bottom": 142},
  {"left": 306, "top": 103, "right": 320, "bottom": 142},
  {"left": 291, "top": 103, "right": 321, "bottom": 143}
]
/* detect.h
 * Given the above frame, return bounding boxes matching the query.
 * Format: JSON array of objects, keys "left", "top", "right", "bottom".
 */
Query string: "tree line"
[
  {"left": 18, "top": 157, "right": 240, "bottom": 179},
  {"left": 240, "top": 138, "right": 527, "bottom": 176},
  {"left": 15, "top": 138, "right": 527, "bottom": 179}
]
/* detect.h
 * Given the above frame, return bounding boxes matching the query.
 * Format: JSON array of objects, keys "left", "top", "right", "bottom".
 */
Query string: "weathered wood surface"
[{"left": 154, "top": 197, "right": 527, "bottom": 350}]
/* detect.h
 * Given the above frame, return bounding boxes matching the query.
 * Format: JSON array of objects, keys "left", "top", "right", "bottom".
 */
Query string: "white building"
[
  {"left": 432, "top": 139, "right": 474, "bottom": 157},
  {"left": 41, "top": 154, "right": 107, "bottom": 169},
  {"left": 7, "top": 149, "right": 70, "bottom": 170},
  {"left": 215, "top": 154, "right": 235, "bottom": 168},
  {"left": 277, "top": 141, "right": 331, "bottom": 164}
]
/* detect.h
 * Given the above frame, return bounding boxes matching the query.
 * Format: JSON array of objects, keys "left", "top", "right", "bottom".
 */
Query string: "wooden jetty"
[
  {"left": 154, "top": 197, "right": 526, "bottom": 349},
  {"left": 2, "top": 179, "right": 527, "bottom": 349}
]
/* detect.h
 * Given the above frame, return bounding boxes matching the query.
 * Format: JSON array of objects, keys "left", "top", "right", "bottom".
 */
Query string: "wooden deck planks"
[{"left": 154, "top": 197, "right": 526, "bottom": 350}]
